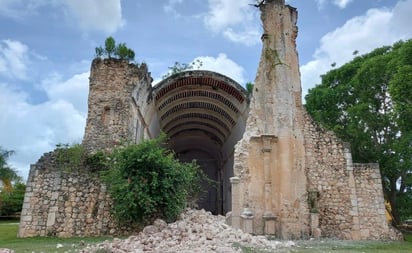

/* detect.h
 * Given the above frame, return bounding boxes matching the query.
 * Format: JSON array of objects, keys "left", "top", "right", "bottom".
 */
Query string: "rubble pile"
[{"left": 81, "top": 209, "right": 295, "bottom": 253}]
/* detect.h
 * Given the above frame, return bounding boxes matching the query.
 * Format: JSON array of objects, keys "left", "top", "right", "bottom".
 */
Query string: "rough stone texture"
[
  {"left": 82, "top": 58, "right": 154, "bottom": 152},
  {"left": 18, "top": 0, "right": 400, "bottom": 241},
  {"left": 229, "top": 0, "right": 399, "bottom": 240},
  {"left": 231, "top": 1, "right": 308, "bottom": 239},
  {"left": 80, "top": 209, "right": 295, "bottom": 253},
  {"left": 18, "top": 152, "right": 133, "bottom": 238}
]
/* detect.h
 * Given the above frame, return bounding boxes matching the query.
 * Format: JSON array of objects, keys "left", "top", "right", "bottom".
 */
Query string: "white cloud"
[
  {"left": 333, "top": 0, "right": 353, "bottom": 9},
  {"left": 193, "top": 53, "right": 246, "bottom": 84},
  {"left": 0, "top": 0, "right": 51, "bottom": 19},
  {"left": 300, "top": 0, "right": 412, "bottom": 99},
  {"left": 0, "top": 40, "right": 29, "bottom": 80},
  {"left": 204, "top": 0, "right": 260, "bottom": 46},
  {"left": 41, "top": 72, "right": 89, "bottom": 113},
  {"left": 163, "top": 0, "right": 184, "bottom": 18},
  {"left": 0, "top": 0, "right": 124, "bottom": 34},
  {"left": 0, "top": 71, "right": 89, "bottom": 180},
  {"left": 316, "top": 0, "right": 353, "bottom": 9},
  {"left": 63, "top": 0, "right": 124, "bottom": 34}
]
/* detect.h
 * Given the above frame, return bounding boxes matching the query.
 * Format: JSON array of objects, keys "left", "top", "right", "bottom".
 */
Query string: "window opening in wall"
[{"left": 102, "top": 106, "right": 111, "bottom": 125}]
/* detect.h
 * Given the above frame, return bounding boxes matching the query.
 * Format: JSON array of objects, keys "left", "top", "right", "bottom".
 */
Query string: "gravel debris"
[{"left": 80, "top": 209, "right": 295, "bottom": 253}]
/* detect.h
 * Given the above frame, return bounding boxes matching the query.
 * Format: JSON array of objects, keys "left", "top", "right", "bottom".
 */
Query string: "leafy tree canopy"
[
  {"left": 0, "top": 147, "right": 21, "bottom": 192},
  {"left": 305, "top": 39, "right": 412, "bottom": 224},
  {"left": 0, "top": 147, "right": 24, "bottom": 216}
]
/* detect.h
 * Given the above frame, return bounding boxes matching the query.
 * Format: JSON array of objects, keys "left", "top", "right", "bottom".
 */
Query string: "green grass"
[
  {"left": 1, "top": 221, "right": 412, "bottom": 253},
  {"left": 405, "top": 233, "right": 412, "bottom": 242},
  {"left": 0, "top": 221, "right": 115, "bottom": 253},
  {"left": 289, "top": 239, "right": 412, "bottom": 253}
]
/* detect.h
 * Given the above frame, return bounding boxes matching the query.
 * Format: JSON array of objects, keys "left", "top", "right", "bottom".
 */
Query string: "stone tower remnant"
[
  {"left": 18, "top": 0, "right": 401, "bottom": 240},
  {"left": 229, "top": 0, "right": 399, "bottom": 240}
]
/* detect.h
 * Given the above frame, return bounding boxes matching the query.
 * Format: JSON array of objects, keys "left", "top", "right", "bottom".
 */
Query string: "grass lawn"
[
  {"left": 1, "top": 220, "right": 412, "bottom": 253},
  {"left": 0, "top": 221, "right": 115, "bottom": 253}
]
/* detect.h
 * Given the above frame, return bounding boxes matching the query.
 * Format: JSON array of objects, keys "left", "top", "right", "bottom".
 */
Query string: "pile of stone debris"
[{"left": 81, "top": 209, "right": 295, "bottom": 253}]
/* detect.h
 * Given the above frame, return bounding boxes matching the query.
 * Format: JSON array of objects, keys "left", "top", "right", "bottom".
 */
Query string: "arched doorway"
[{"left": 153, "top": 70, "right": 249, "bottom": 214}]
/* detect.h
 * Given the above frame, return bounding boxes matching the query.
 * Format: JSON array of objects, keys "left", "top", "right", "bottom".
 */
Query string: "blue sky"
[{"left": 1, "top": 0, "right": 411, "bottom": 180}]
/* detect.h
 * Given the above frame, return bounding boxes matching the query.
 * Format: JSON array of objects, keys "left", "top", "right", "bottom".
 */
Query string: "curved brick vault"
[
  {"left": 153, "top": 70, "right": 250, "bottom": 214},
  {"left": 153, "top": 70, "right": 248, "bottom": 146}
]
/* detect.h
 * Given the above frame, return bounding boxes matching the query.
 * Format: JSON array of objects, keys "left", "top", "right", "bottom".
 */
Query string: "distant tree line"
[{"left": 0, "top": 147, "right": 25, "bottom": 217}]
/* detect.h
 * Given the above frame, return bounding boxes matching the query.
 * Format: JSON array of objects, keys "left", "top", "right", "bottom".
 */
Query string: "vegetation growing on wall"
[
  {"left": 246, "top": 82, "right": 254, "bottom": 97},
  {"left": 95, "top": 36, "right": 135, "bottom": 61},
  {"left": 100, "top": 135, "right": 205, "bottom": 225},
  {"left": 162, "top": 59, "right": 203, "bottom": 79},
  {"left": 55, "top": 144, "right": 104, "bottom": 173},
  {"left": 305, "top": 39, "right": 412, "bottom": 225}
]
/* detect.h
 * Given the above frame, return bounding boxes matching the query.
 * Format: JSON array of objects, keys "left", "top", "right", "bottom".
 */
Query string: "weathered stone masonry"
[
  {"left": 18, "top": 153, "right": 129, "bottom": 237},
  {"left": 19, "top": 0, "right": 400, "bottom": 240}
]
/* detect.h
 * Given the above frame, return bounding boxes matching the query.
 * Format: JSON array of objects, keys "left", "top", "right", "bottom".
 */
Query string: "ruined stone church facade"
[{"left": 19, "top": 0, "right": 400, "bottom": 240}]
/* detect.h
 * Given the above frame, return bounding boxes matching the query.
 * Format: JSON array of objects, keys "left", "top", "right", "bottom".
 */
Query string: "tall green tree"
[
  {"left": 0, "top": 148, "right": 20, "bottom": 192},
  {"left": 305, "top": 40, "right": 412, "bottom": 225}
]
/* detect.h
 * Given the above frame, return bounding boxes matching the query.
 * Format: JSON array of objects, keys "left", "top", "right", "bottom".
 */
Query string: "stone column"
[
  {"left": 230, "top": 177, "right": 241, "bottom": 229},
  {"left": 261, "top": 135, "right": 277, "bottom": 234}
]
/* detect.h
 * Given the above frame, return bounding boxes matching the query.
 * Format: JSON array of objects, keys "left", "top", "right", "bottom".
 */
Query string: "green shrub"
[
  {"left": 101, "top": 135, "right": 204, "bottom": 225},
  {"left": 55, "top": 143, "right": 86, "bottom": 172},
  {"left": 55, "top": 144, "right": 107, "bottom": 173},
  {"left": 0, "top": 182, "right": 26, "bottom": 216}
]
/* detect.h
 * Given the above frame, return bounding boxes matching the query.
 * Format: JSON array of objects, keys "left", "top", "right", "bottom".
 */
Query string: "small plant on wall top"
[{"left": 95, "top": 36, "right": 135, "bottom": 62}]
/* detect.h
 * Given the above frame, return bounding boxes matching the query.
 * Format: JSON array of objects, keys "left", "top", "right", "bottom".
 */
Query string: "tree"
[
  {"left": 0, "top": 147, "right": 24, "bottom": 216},
  {"left": 115, "top": 43, "right": 135, "bottom": 61},
  {"left": 104, "top": 36, "right": 116, "bottom": 58},
  {"left": 246, "top": 82, "right": 254, "bottom": 96},
  {"left": 101, "top": 135, "right": 205, "bottom": 225},
  {"left": 305, "top": 39, "right": 412, "bottom": 225},
  {"left": 0, "top": 182, "right": 26, "bottom": 216},
  {"left": 95, "top": 37, "right": 135, "bottom": 62},
  {"left": 0, "top": 148, "right": 20, "bottom": 192}
]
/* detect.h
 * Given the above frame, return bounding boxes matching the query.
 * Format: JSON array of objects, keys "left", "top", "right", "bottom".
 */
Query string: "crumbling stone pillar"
[{"left": 232, "top": 0, "right": 308, "bottom": 238}]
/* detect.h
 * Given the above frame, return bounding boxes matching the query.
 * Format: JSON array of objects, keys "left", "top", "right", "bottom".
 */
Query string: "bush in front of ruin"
[{"left": 101, "top": 134, "right": 204, "bottom": 225}]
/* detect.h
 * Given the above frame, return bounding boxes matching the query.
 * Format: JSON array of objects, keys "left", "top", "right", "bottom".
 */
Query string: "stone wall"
[
  {"left": 353, "top": 163, "right": 400, "bottom": 240},
  {"left": 18, "top": 152, "right": 130, "bottom": 238},
  {"left": 82, "top": 58, "right": 154, "bottom": 152},
  {"left": 303, "top": 112, "right": 399, "bottom": 240},
  {"left": 303, "top": 112, "right": 354, "bottom": 239},
  {"left": 18, "top": 0, "right": 401, "bottom": 240}
]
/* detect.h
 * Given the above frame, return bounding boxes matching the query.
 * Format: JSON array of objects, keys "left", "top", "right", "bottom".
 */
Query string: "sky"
[{"left": 1, "top": 0, "right": 411, "bottom": 181}]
